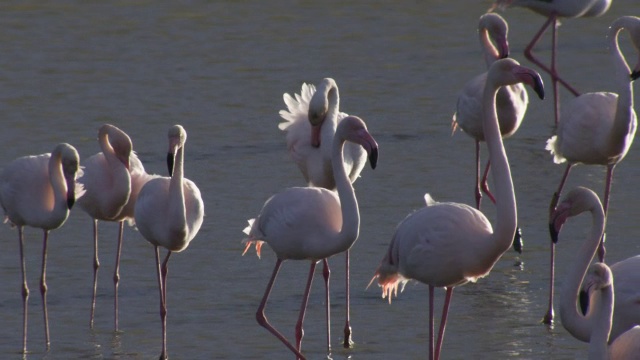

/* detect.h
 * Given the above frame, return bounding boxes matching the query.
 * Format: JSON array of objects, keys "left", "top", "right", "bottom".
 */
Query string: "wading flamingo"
[
  {"left": 0, "top": 143, "right": 82, "bottom": 353},
  {"left": 134, "top": 125, "right": 204, "bottom": 360},
  {"left": 370, "top": 58, "right": 544, "bottom": 360},
  {"left": 550, "top": 188, "right": 640, "bottom": 357},
  {"left": 492, "top": 0, "right": 612, "bottom": 123},
  {"left": 279, "top": 77, "right": 368, "bottom": 347},
  {"left": 243, "top": 115, "right": 378, "bottom": 359},
  {"left": 543, "top": 15, "right": 640, "bottom": 324}
]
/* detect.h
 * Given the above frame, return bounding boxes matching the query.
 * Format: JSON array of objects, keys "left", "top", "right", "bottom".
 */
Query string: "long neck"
[
  {"left": 480, "top": 28, "right": 499, "bottom": 68},
  {"left": 588, "top": 283, "right": 614, "bottom": 360},
  {"left": 168, "top": 145, "right": 187, "bottom": 232},
  {"left": 48, "top": 151, "right": 70, "bottom": 217},
  {"left": 482, "top": 83, "right": 517, "bottom": 257},
  {"left": 559, "top": 204, "right": 606, "bottom": 342},
  {"left": 321, "top": 82, "right": 340, "bottom": 159},
  {"left": 331, "top": 135, "right": 359, "bottom": 253},
  {"left": 608, "top": 22, "right": 636, "bottom": 150}
]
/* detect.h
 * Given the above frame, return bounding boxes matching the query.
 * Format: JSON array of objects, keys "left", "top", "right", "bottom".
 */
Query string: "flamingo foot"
[
  {"left": 542, "top": 310, "right": 554, "bottom": 325},
  {"left": 343, "top": 324, "right": 354, "bottom": 348},
  {"left": 512, "top": 227, "right": 523, "bottom": 254}
]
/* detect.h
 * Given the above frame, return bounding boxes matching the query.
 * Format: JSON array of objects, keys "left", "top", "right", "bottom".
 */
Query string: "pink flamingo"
[
  {"left": 453, "top": 12, "right": 527, "bottom": 210},
  {"left": 243, "top": 115, "right": 378, "bottom": 359},
  {"left": 543, "top": 15, "right": 640, "bottom": 324},
  {"left": 134, "top": 125, "right": 204, "bottom": 360},
  {"left": 492, "top": 0, "right": 612, "bottom": 123},
  {"left": 370, "top": 58, "right": 544, "bottom": 360},
  {"left": 0, "top": 143, "right": 83, "bottom": 353},
  {"left": 279, "top": 77, "right": 368, "bottom": 347},
  {"left": 549, "top": 187, "right": 640, "bottom": 357}
]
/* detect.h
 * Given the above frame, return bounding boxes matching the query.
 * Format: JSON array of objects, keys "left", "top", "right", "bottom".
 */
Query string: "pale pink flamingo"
[
  {"left": 279, "top": 77, "right": 368, "bottom": 347},
  {"left": 453, "top": 12, "right": 526, "bottom": 209},
  {"left": 134, "top": 125, "right": 204, "bottom": 360},
  {"left": 543, "top": 15, "right": 640, "bottom": 324},
  {"left": 549, "top": 187, "right": 640, "bottom": 357},
  {"left": 370, "top": 58, "right": 544, "bottom": 360},
  {"left": 492, "top": 0, "right": 612, "bottom": 123},
  {"left": 243, "top": 115, "right": 378, "bottom": 359},
  {"left": 0, "top": 143, "right": 83, "bottom": 353}
]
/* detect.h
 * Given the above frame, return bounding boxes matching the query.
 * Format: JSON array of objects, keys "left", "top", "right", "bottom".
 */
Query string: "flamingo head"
[
  {"left": 308, "top": 105, "right": 326, "bottom": 148},
  {"left": 167, "top": 125, "right": 187, "bottom": 176},
  {"left": 481, "top": 13, "right": 509, "bottom": 59},
  {"left": 57, "top": 143, "right": 81, "bottom": 209},
  {"left": 340, "top": 116, "right": 379, "bottom": 169}
]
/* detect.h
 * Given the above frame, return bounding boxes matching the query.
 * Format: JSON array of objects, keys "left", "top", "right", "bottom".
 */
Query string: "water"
[{"left": 0, "top": 1, "right": 638, "bottom": 359}]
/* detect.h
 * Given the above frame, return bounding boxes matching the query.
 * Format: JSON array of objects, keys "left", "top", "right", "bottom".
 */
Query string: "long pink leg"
[
  {"left": 550, "top": 163, "right": 573, "bottom": 217},
  {"left": 113, "top": 221, "right": 125, "bottom": 331},
  {"left": 155, "top": 247, "right": 169, "bottom": 360},
  {"left": 429, "top": 285, "right": 435, "bottom": 360},
  {"left": 343, "top": 250, "right": 353, "bottom": 348},
  {"left": 40, "top": 230, "right": 51, "bottom": 350},
  {"left": 90, "top": 219, "right": 100, "bottom": 329},
  {"left": 18, "top": 226, "right": 29, "bottom": 354},
  {"left": 474, "top": 141, "right": 483, "bottom": 209},
  {"left": 322, "top": 259, "right": 331, "bottom": 356},
  {"left": 524, "top": 14, "right": 580, "bottom": 97},
  {"left": 480, "top": 159, "right": 496, "bottom": 205},
  {"left": 599, "top": 165, "right": 616, "bottom": 262},
  {"left": 295, "top": 262, "right": 317, "bottom": 359},
  {"left": 434, "top": 287, "right": 454, "bottom": 360},
  {"left": 256, "top": 259, "right": 307, "bottom": 360},
  {"left": 543, "top": 241, "right": 556, "bottom": 325}
]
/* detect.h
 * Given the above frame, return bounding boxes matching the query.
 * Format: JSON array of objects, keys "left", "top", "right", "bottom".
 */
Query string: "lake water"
[{"left": 0, "top": 1, "right": 638, "bottom": 359}]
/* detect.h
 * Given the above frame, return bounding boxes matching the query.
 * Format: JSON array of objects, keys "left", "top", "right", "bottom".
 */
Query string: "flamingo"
[
  {"left": 0, "top": 143, "right": 83, "bottom": 353},
  {"left": 279, "top": 77, "right": 367, "bottom": 347},
  {"left": 134, "top": 125, "right": 204, "bottom": 360},
  {"left": 550, "top": 187, "right": 640, "bottom": 357},
  {"left": 77, "top": 124, "right": 133, "bottom": 330},
  {"left": 492, "top": 0, "right": 612, "bottom": 123},
  {"left": 543, "top": 15, "right": 640, "bottom": 324},
  {"left": 370, "top": 58, "right": 544, "bottom": 360},
  {"left": 243, "top": 115, "right": 378, "bottom": 359}
]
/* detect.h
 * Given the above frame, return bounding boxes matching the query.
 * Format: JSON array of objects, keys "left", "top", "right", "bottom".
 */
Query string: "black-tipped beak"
[
  {"left": 67, "top": 196, "right": 75, "bottom": 210},
  {"left": 579, "top": 289, "right": 589, "bottom": 316},
  {"left": 167, "top": 153, "right": 175, "bottom": 177},
  {"left": 549, "top": 223, "right": 559, "bottom": 244},
  {"left": 533, "top": 76, "right": 545, "bottom": 100},
  {"left": 632, "top": 70, "right": 640, "bottom": 81},
  {"left": 369, "top": 147, "right": 378, "bottom": 169}
]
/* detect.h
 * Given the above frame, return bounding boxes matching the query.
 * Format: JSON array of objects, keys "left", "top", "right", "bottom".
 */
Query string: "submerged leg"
[
  {"left": 343, "top": 250, "right": 353, "bottom": 348},
  {"left": 18, "top": 227, "right": 29, "bottom": 354},
  {"left": 429, "top": 285, "right": 435, "bottom": 360},
  {"left": 295, "top": 261, "right": 317, "bottom": 359},
  {"left": 155, "top": 247, "right": 169, "bottom": 360},
  {"left": 113, "top": 221, "right": 125, "bottom": 331},
  {"left": 90, "top": 219, "right": 100, "bottom": 329},
  {"left": 322, "top": 259, "right": 331, "bottom": 356},
  {"left": 40, "top": 230, "right": 51, "bottom": 350}
]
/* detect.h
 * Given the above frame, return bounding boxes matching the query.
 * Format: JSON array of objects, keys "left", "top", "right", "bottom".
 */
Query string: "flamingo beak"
[
  {"left": 632, "top": 70, "right": 640, "bottom": 80},
  {"left": 369, "top": 146, "right": 378, "bottom": 169},
  {"left": 66, "top": 180, "right": 76, "bottom": 209},
  {"left": 311, "top": 124, "right": 321, "bottom": 148},
  {"left": 167, "top": 152, "right": 175, "bottom": 177},
  {"left": 532, "top": 74, "right": 545, "bottom": 100},
  {"left": 549, "top": 223, "right": 559, "bottom": 244}
]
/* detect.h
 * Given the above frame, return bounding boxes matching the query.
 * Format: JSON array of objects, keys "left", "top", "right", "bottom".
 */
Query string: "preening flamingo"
[
  {"left": 492, "top": 0, "right": 612, "bottom": 123},
  {"left": 134, "top": 125, "right": 204, "bottom": 360},
  {"left": 543, "top": 15, "right": 640, "bottom": 324},
  {"left": 0, "top": 143, "right": 82, "bottom": 353},
  {"left": 371, "top": 58, "right": 544, "bottom": 360},
  {"left": 243, "top": 115, "right": 378, "bottom": 359},
  {"left": 549, "top": 187, "right": 640, "bottom": 357},
  {"left": 77, "top": 124, "right": 134, "bottom": 330},
  {"left": 279, "top": 77, "right": 368, "bottom": 347}
]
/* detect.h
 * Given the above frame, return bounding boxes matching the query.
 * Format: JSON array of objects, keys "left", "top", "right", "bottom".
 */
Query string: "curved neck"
[
  {"left": 608, "top": 21, "right": 636, "bottom": 148},
  {"left": 168, "top": 144, "right": 187, "bottom": 229},
  {"left": 480, "top": 28, "right": 499, "bottom": 68},
  {"left": 48, "top": 149, "right": 69, "bottom": 214},
  {"left": 331, "top": 134, "right": 359, "bottom": 253},
  {"left": 482, "top": 81, "right": 517, "bottom": 257},
  {"left": 319, "top": 81, "right": 340, "bottom": 157},
  {"left": 588, "top": 283, "right": 614, "bottom": 360},
  {"left": 98, "top": 126, "right": 118, "bottom": 165},
  {"left": 559, "top": 203, "right": 606, "bottom": 342}
]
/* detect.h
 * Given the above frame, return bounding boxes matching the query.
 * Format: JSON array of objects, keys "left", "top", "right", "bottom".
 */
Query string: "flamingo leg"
[
  {"left": 550, "top": 163, "right": 573, "bottom": 217},
  {"left": 480, "top": 159, "right": 496, "bottom": 205},
  {"left": 90, "top": 219, "right": 100, "bottom": 329},
  {"left": 434, "top": 287, "right": 454, "bottom": 360},
  {"left": 524, "top": 14, "right": 580, "bottom": 98},
  {"left": 429, "top": 285, "right": 435, "bottom": 360},
  {"left": 113, "top": 220, "right": 125, "bottom": 331},
  {"left": 295, "top": 261, "right": 317, "bottom": 359},
  {"left": 599, "top": 165, "right": 616, "bottom": 262},
  {"left": 322, "top": 259, "right": 331, "bottom": 356},
  {"left": 256, "top": 259, "right": 307, "bottom": 360},
  {"left": 155, "top": 246, "right": 169, "bottom": 360},
  {"left": 474, "top": 140, "right": 483, "bottom": 209},
  {"left": 343, "top": 250, "right": 353, "bottom": 348},
  {"left": 543, "top": 241, "right": 556, "bottom": 325},
  {"left": 18, "top": 226, "right": 29, "bottom": 354},
  {"left": 40, "top": 230, "right": 51, "bottom": 350}
]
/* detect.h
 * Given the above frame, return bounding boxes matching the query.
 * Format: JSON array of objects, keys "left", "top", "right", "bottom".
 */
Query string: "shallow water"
[{"left": 0, "top": 1, "right": 639, "bottom": 359}]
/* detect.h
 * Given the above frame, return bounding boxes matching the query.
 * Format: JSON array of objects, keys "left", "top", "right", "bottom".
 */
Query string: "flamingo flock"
[{"left": 1, "top": 7, "right": 639, "bottom": 360}]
